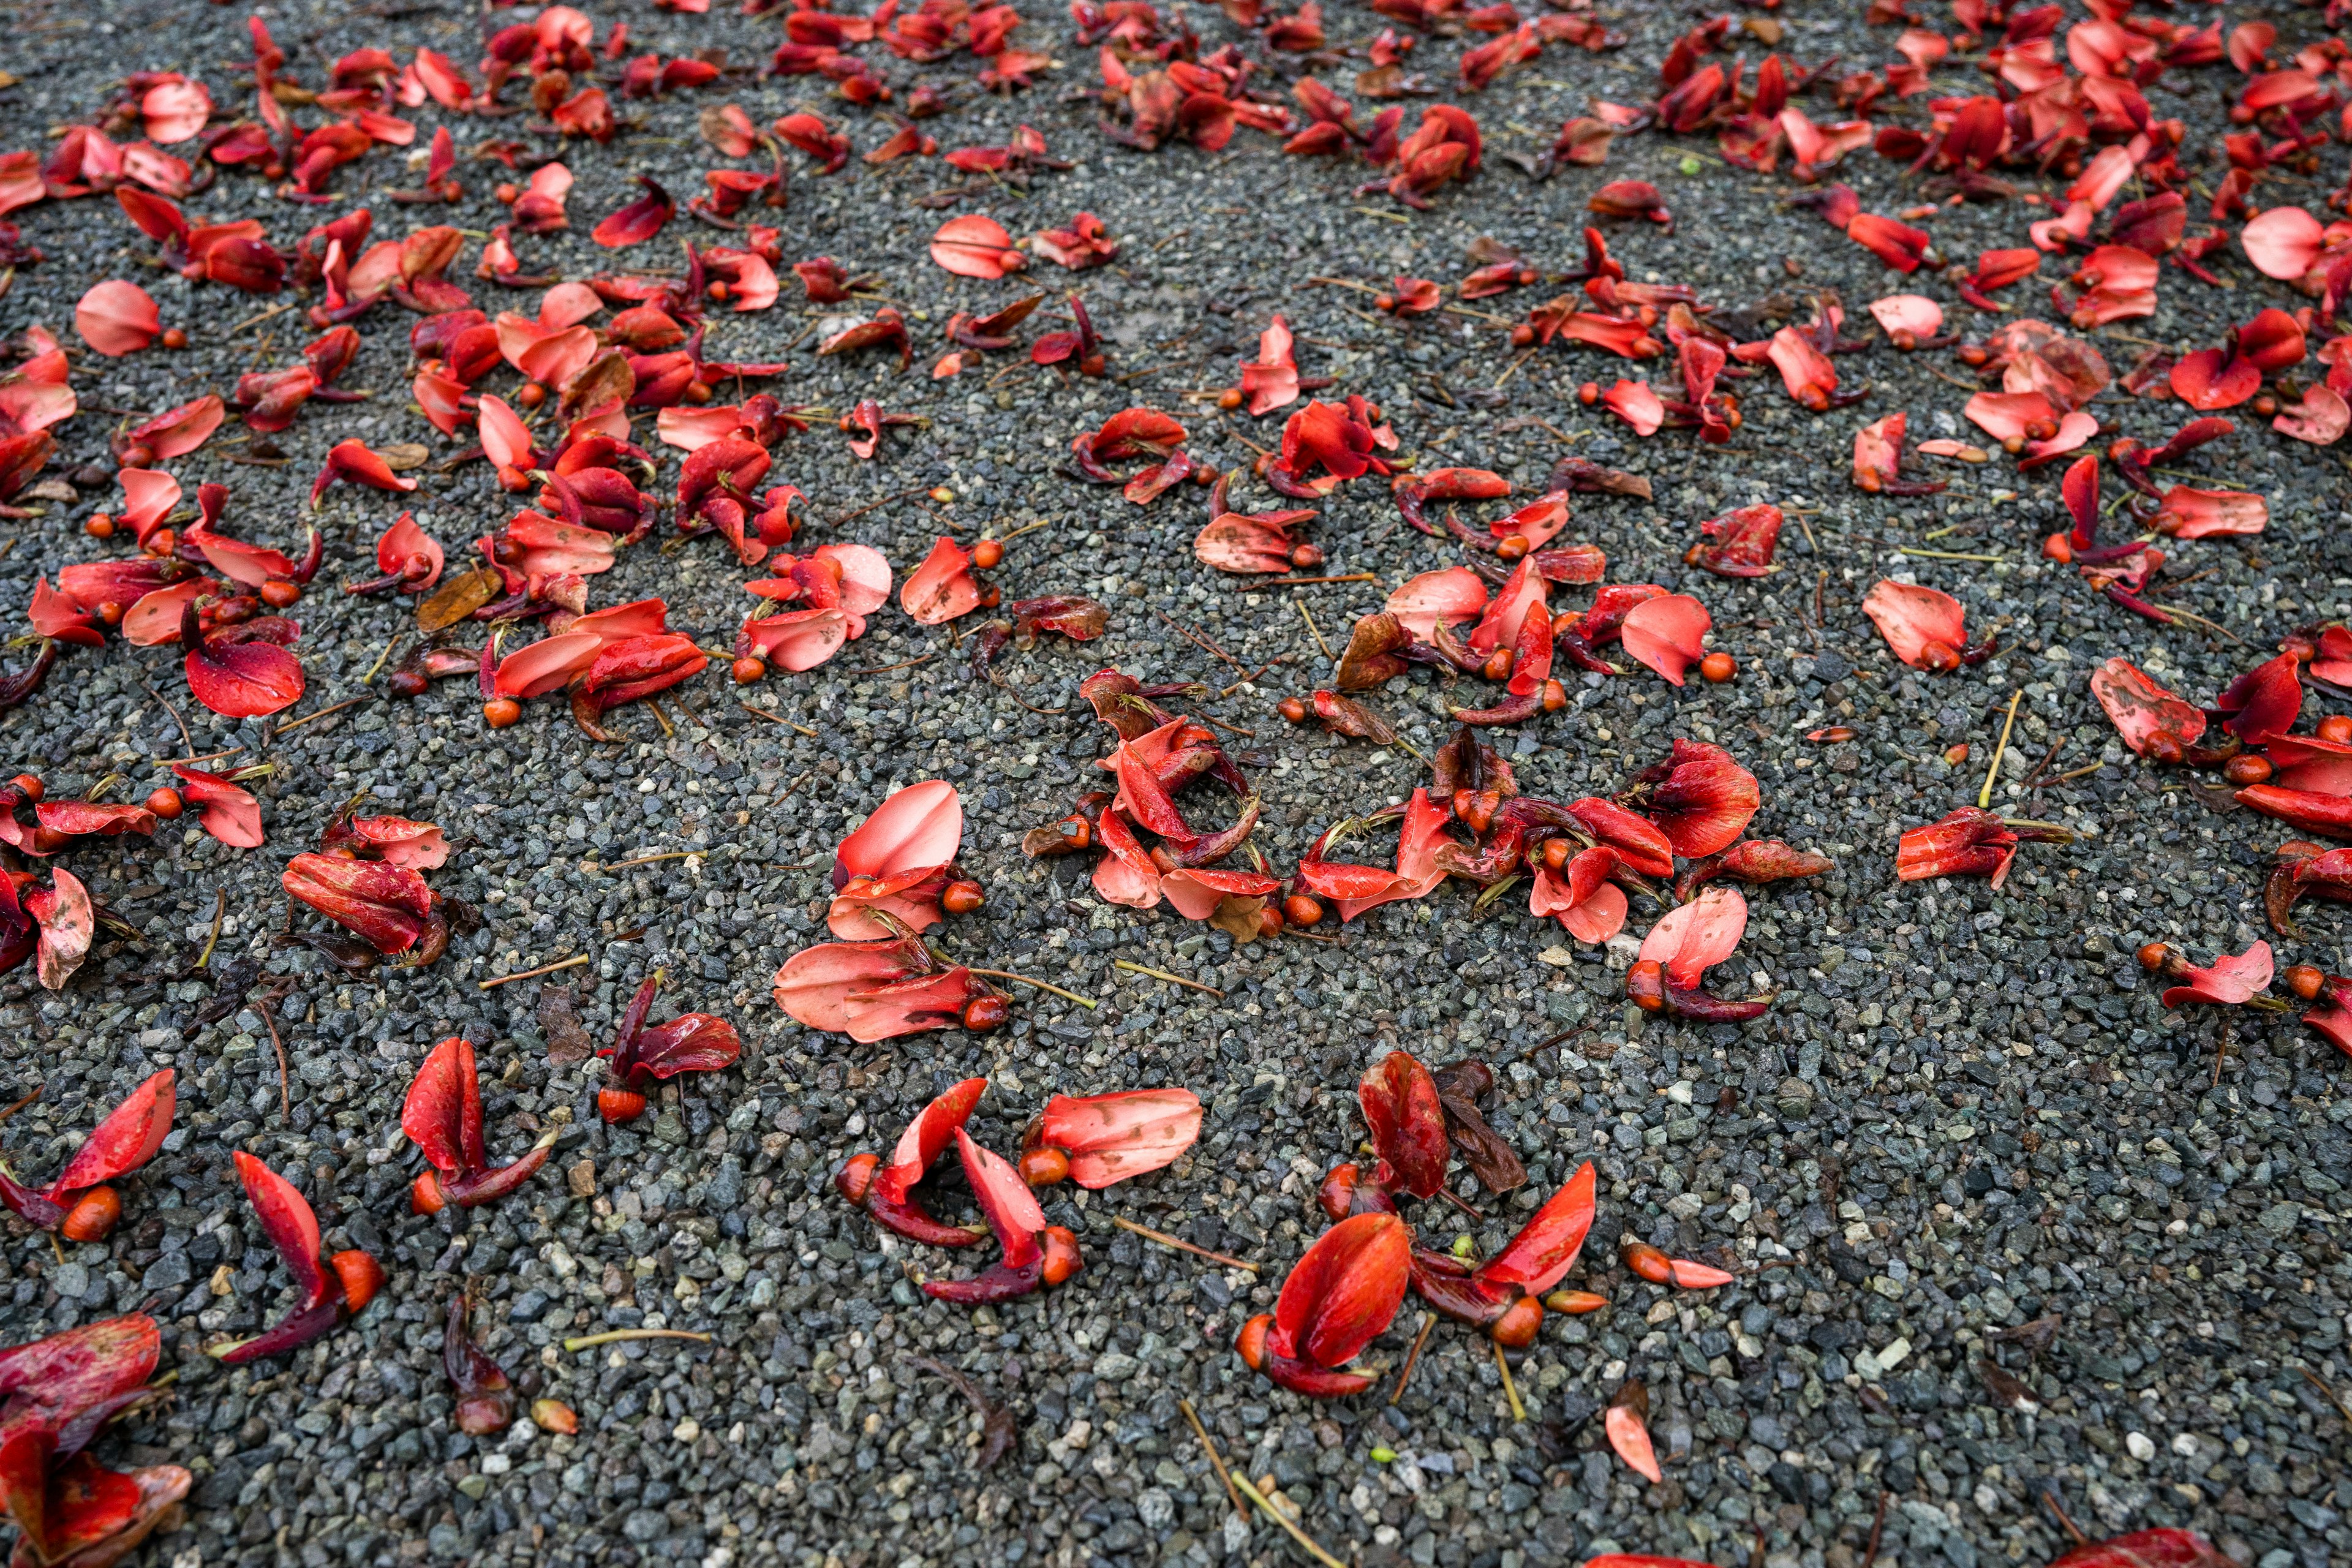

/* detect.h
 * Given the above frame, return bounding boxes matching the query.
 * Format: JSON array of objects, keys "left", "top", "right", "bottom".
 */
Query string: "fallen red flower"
[
  {"left": 403, "top": 1038, "right": 559, "bottom": 1212},
  {"left": 2139, "top": 940, "right": 2274, "bottom": 1009},
  {"left": 837, "top": 1077, "right": 990, "bottom": 1248},
  {"left": 0, "top": 1317, "right": 189, "bottom": 1568},
  {"left": 1020, "top": 1088, "right": 1202, "bottom": 1188},
  {"left": 1412, "top": 1161, "right": 1599, "bottom": 1342},
  {"left": 282, "top": 852, "right": 444, "bottom": 962},
  {"left": 0, "top": 1070, "right": 172, "bottom": 1235},
  {"left": 1627, "top": 886, "right": 1766, "bottom": 1023},
  {"left": 1861, "top": 580, "right": 1992, "bottom": 671},
  {"left": 180, "top": 599, "right": 304, "bottom": 719},
  {"left": 1896, "top": 807, "right": 2070, "bottom": 886},
  {"left": 829, "top": 780, "right": 963, "bottom": 938},
  {"left": 1623, "top": 739, "right": 1758, "bottom": 857},
  {"left": 772, "top": 936, "right": 986, "bottom": 1042},
  {"left": 923, "top": 1129, "right": 1080, "bottom": 1303},
  {"left": 210, "top": 1152, "right": 380, "bottom": 1363},
  {"left": 1683, "top": 504, "right": 1781, "bottom": 578},
  {"left": 598, "top": 970, "right": 740, "bottom": 1116},
  {"left": 1237, "top": 1212, "right": 1411, "bottom": 1396}
]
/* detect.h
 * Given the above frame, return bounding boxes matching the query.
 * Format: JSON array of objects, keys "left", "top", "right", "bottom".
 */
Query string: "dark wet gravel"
[{"left": 0, "top": 2, "right": 2347, "bottom": 1567}]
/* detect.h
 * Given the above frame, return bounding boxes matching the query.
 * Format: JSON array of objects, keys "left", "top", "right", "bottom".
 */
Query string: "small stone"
[{"left": 567, "top": 1159, "right": 597, "bottom": 1197}]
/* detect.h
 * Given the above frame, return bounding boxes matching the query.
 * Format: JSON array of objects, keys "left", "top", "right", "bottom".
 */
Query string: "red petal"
[
  {"left": 877, "top": 1079, "right": 987, "bottom": 1200},
  {"left": 73, "top": 282, "right": 160, "bottom": 358},
  {"left": 899, "top": 536, "right": 981, "bottom": 624},
  {"left": 1359, "top": 1052, "right": 1447, "bottom": 1199},
  {"left": 1618, "top": 593, "right": 1711, "bottom": 685},
  {"left": 25, "top": 869, "right": 91, "bottom": 991},
  {"left": 772, "top": 939, "right": 924, "bottom": 1032},
  {"left": 1384, "top": 567, "right": 1488, "bottom": 639},
  {"left": 1605, "top": 1403, "right": 1664, "bottom": 1483},
  {"left": 233, "top": 1150, "right": 330, "bottom": 1311},
  {"left": 833, "top": 780, "right": 961, "bottom": 885},
  {"left": 186, "top": 636, "right": 304, "bottom": 718},
  {"left": 1638, "top": 886, "right": 1747, "bottom": 991},
  {"left": 741, "top": 608, "right": 850, "bottom": 672},
  {"left": 402, "top": 1037, "right": 484, "bottom": 1175},
  {"left": 2088, "top": 658, "right": 2206, "bottom": 758},
  {"left": 1039, "top": 1089, "right": 1202, "bottom": 1188},
  {"left": 48, "top": 1070, "right": 175, "bottom": 1197},
  {"left": 1271, "top": 1213, "right": 1411, "bottom": 1370},
  {"left": 842, "top": 967, "right": 979, "bottom": 1042},
  {"left": 954, "top": 1127, "right": 1046, "bottom": 1270},
  {"left": 1475, "top": 1162, "right": 1596, "bottom": 1295},
  {"left": 1861, "top": 579, "right": 1967, "bottom": 669}
]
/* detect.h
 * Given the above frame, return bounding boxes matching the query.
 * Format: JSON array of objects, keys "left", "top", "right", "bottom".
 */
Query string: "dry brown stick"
[
  {"left": 0, "top": 1083, "right": 43, "bottom": 1128},
  {"left": 1863, "top": 1491, "right": 1891, "bottom": 1566},
  {"left": 1112, "top": 1215, "right": 1259, "bottom": 1272},
  {"left": 1154, "top": 609, "right": 1246, "bottom": 674},
  {"left": 1390, "top": 1314, "right": 1438, "bottom": 1404},
  {"left": 1177, "top": 1400, "right": 1250, "bottom": 1521},
  {"left": 1114, "top": 959, "right": 1223, "bottom": 997},
  {"left": 143, "top": 680, "right": 197, "bottom": 756},
  {"left": 840, "top": 655, "right": 934, "bottom": 677},
  {"left": 270, "top": 694, "right": 368, "bottom": 740},
  {"left": 477, "top": 953, "right": 591, "bottom": 991},
  {"left": 250, "top": 996, "right": 292, "bottom": 1121}
]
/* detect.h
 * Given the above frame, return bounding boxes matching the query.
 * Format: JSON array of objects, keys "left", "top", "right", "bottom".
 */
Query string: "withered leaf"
[
  {"left": 1431, "top": 1059, "right": 1526, "bottom": 1193},
  {"left": 1986, "top": 1313, "right": 2062, "bottom": 1355},
  {"left": 417, "top": 566, "right": 501, "bottom": 633},
  {"left": 904, "top": 1354, "right": 1016, "bottom": 1471},
  {"left": 377, "top": 442, "right": 431, "bottom": 472},
  {"left": 1545, "top": 455, "right": 1653, "bottom": 502},
  {"left": 1335, "top": 612, "right": 1412, "bottom": 691},
  {"left": 1975, "top": 1358, "right": 2040, "bottom": 1412},
  {"left": 538, "top": 983, "right": 594, "bottom": 1065},
  {"left": 273, "top": 931, "right": 379, "bottom": 972},
  {"left": 1310, "top": 691, "right": 1397, "bottom": 745},
  {"left": 1431, "top": 726, "right": 1517, "bottom": 801},
  {"left": 1208, "top": 894, "right": 1268, "bottom": 944},
  {"left": 192, "top": 955, "right": 260, "bottom": 1025}
]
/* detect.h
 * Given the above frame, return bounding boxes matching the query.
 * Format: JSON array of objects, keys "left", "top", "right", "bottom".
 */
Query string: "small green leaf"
[
  {"left": 1679, "top": 156, "right": 1702, "bottom": 176},
  {"left": 1370, "top": 1446, "right": 1397, "bottom": 1463},
  {"left": 1452, "top": 1233, "right": 1476, "bottom": 1258}
]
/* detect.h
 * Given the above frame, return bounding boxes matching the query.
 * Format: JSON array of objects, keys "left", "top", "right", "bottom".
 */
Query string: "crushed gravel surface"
[{"left": 0, "top": 2, "right": 2346, "bottom": 1567}]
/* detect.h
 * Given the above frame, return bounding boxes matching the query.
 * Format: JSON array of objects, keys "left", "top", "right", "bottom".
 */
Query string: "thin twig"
[
  {"left": 153, "top": 748, "right": 241, "bottom": 768},
  {"left": 1228, "top": 1472, "right": 1348, "bottom": 1568},
  {"left": 737, "top": 704, "right": 820, "bottom": 737},
  {"left": 1219, "top": 655, "right": 1287, "bottom": 696},
  {"left": 194, "top": 890, "right": 227, "bottom": 971},
  {"left": 2040, "top": 1487, "right": 2089, "bottom": 1549},
  {"left": 840, "top": 655, "right": 934, "bottom": 677},
  {"left": 1114, "top": 959, "right": 1224, "bottom": 997},
  {"left": 646, "top": 695, "right": 676, "bottom": 739},
  {"left": 268, "top": 694, "right": 366, "bottom": 739},
  {"left": 364, "top": 631, "right": 402, "bottom": 684},
  {"left": 256, "top": 1000, "right": 290, "bottom": 1121},
  {"left": 0, "top": 1083, "right": 42, "bottom": 1128},
  {"left": 1193, "top": 711, "right": 1256, "bottom": 739},
  {"left": 966, "top": 967, "right": 1100, "bottom": 1009},
  {"left": 599, "top": 851, "right": 703, "bottom": 873},
  {"left": 1390, "top": 1314, "right": 1437, "bottom": 1404},
  {"left": 1436, "top": 1186, "right": 1485, "bottom": 1221},
  {"left": 1863, "top": 1491, "right": 1890, "bottom": 1566},
  {"left": 1112, "top": 1216, "right": 1259, "bottom": 1272},
  {"left": 1155, "top": 609, "right": 1246, "bottom": 674},
  {"left": 560, "top": 1329, "right": 714, "bottom": 1352},
  {"left": 1979, "top": 689, "right": 2022, "bottom": 810},
  {"left": 478, "top": 953, "right": 591, "bottom": 990},
  {"left": 2301, "top": 1367, "right": 2352, "bottom": 1424},
  {"left": 1297, "top": 600, "right": 1333, "bottom": 662},
  {"left": 1177, "top": 1400, "right": 1251, "bottom": 1522},
  {"left": 1493, "top": 1340, "right": 1525, "bottom": 1422},
  {"left": 143, "top": 681, "right": 196, "bottom": 756}
]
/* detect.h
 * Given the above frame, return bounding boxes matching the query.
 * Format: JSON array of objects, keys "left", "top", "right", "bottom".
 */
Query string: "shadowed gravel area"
[{"left": 0, "top": 1, "right": 2345, "bottom": 1568}]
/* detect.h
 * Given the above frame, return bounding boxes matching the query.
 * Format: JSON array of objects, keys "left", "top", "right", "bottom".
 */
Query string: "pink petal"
[
  {"left": 899, "top": 536, "right": 981, "bottom": 625},
  {"left": 75, "top": 281, "right": 160, "bottom": 357},
  {"left": 741, "top": 608, "right": 850, "bottom": 671},
  {"left": 2275, "top": 385, "right": 2350, "bottom": 446},
  {"left": 2241, "top": 205, "right": 2323, "bottom": 281},
  {"left": 1618, "top": 593, "right": 1711, "bottom": 685},
  {"left": 1868, "top": 293, "right": 1943, "bottom": 339},
  {"left": 1384, "top": 567, "right": 1488, "bottom": 639},
  {"left": 1638, "top": 885, "right": 1747, "bottom": 990},
  {"left": 834, "top": 780, "right": 962, "bottom": 884},
  {"left": 1861, "top": 580, "right": 1967, "bottom": 668},
  {"left": 1468, "top": 557, "right": 1547, "bottom": 655}
]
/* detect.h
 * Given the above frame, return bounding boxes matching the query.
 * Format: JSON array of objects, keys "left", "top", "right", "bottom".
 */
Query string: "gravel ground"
[{"left": 0, "top": 1, "right": 2346, "bottom": 1567}]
